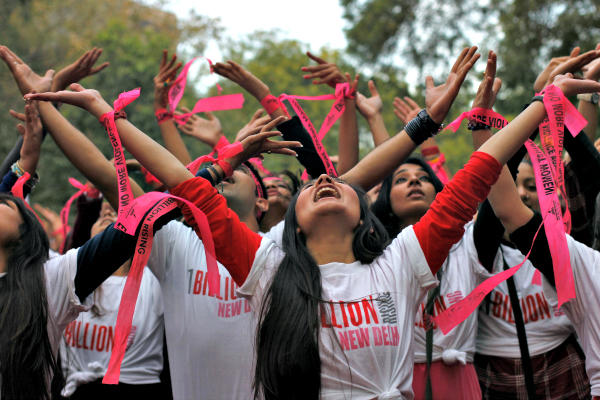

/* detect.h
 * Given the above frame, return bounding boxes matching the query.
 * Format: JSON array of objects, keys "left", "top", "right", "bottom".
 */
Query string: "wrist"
[
  {"left": 367, "top": 112, "right": 384, "bottom": 125},
  {"left": 89, "top": 99, "right": 113, "bottom": 119}
]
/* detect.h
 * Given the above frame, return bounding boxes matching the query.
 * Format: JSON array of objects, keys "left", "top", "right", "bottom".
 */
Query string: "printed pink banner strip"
[{"left": 445, "top": 108, "right": 508, "bottom": 132}]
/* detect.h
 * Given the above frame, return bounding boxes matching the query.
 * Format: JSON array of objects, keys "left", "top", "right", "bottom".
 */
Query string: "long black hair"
[
  {"left": 371, "top": 157, "right": 443, "bottom": 238},
  {"left": 254, "top": 182, "right": 389, "bottom": 399},
  {"left": 0, "top": 193, "right": 56, "bottom": 400}
]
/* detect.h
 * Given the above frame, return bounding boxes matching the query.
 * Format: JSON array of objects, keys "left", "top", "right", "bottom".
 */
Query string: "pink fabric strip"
[
  {"left": 167, "top": 57, "right": 245, "bottom": 125},
  {"left": 426, "top": 154, "right": 450, "bottom": 185},
  {"left": 214, "top": 135, "right": 230, "bottom": 151},
  {"left": 101, "top": 89, "right": 223, "bottom": 383},
  {"left": 525, "top": 140, "right": 575, "bottom": 307},
  {"left": 10, "top": 172, "right": 42, "bottom": 225},
  {"left": 58, "top": 178, "right": 88, "bottom": 253},
  {"left": 434, "top": 221, "right": 544, "bottom": 334},
  {"left": 445, "top": 108, "right": 508, "bottom": 132},
  {"left": 173, "top": 94, "right": 245, "bottom": 125}
]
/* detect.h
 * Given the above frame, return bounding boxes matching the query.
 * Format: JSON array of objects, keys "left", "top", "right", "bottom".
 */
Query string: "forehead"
[
  {"left": 517, "top": 162, "right": 534, "bottom": 178},
  {"left": 394, "top": 163, "right": 428, "bottom": 176}
]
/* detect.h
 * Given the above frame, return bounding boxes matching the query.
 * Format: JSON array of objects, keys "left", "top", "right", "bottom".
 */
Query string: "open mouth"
[
  {"left": 314, "top": 185, "right": 340, "bottom": 201},
  {"left": 407, "top": 189, "right": 425, "bottom": 198}
]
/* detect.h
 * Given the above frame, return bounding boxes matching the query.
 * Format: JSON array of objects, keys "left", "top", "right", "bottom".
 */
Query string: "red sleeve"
[
  {"left": 413, "top": 151, "right": 502, "bottom": 275},
  {"left": 170, "top": 177, "right": 262, "bottom": 286}
]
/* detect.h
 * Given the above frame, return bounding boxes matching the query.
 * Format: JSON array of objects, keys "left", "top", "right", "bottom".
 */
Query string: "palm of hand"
[
  {"left": 425, "top": 75, "right": 455, "bottom": 123},
  {"left": 357, "top": 93, "right": 382, "bottom": 118},
  {"left": 189, "top": 118, "right": 222, "bottom": 140},
  {"left": 15, "top": 64, "right": 52, "bottom": 94}
]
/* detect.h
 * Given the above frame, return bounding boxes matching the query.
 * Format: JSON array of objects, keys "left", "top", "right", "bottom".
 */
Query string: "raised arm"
[
  {"left": 337, "top": 73, "right": 359, "bottom": 174},
  {"left": 0, "top": 46, "right": 144, "bottom": 209},
  {"left": 356, "top": 80, "right": 390, "bottom": 146},
  {"left": 341, "top": 46, "right": 481, "bottom": 190},
  {"left": 153, "top": 50, "right": 191, "bottom": 165}
]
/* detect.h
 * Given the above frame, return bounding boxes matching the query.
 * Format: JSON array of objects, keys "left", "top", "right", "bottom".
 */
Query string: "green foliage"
[{"left": 0, "top": 0, "right": 218, "bottom": 211}]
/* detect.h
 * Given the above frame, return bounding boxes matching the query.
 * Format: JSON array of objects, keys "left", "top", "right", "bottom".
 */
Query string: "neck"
[
  {"left": 260, "top": 206, "right": 286, "bottom": 233},
  {"left": 240, "top": 213, "right": 260, "bottom": 233},
  {"left": 305, "top": 226, "right": 355, "bottom": 265},
  {"left": 400, "top": 209, "right": 427, "bottom": 230}
]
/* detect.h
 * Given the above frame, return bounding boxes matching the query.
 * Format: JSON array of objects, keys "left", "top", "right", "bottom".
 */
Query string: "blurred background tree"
[{"left": 1, "top": 0, "right": 598, "bottom": 210}]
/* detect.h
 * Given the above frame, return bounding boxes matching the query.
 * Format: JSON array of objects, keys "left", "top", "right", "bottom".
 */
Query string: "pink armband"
[
  {"left": 216, "top": 159, "right": 233, "bottom": 178},
  {"left": 155, "top": 108, "right": 173, "bottom": 124},
  {"left": 213, "top": 135, "right": 230, "bottom": 152},
  {"left": 260, "top": 94, "right": 282, "bottom": 114}
]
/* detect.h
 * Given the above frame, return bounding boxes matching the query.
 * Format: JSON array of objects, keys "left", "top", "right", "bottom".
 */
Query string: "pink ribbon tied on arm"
[
  {"left": 433, "top": 85, "right": 585, "bottom": 333},
  {"left": 10, "top": 172, "right": 43, "bottom": 225},
  {"left": 278, "top": 82, "right": 354, "bottom": 178},
  {"left": 167, "top": 57, "right": 245, "bottom": 126},
  {"left": 100, "top": 89, "right": 221, "bottom": 384},
  {"left": 185, "top": 142, "right": 244, "bottom": 176},
  {"left": 445, "top": 108, "right": 508, "bottom": 132},
  {"left": 58, "top": 178, "right": 89, "bottom": 254}
]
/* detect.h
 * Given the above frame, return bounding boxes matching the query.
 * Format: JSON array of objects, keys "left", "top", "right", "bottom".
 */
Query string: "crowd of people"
[{"left": 1, "top": 37, "right": 600, "bottom": 400}]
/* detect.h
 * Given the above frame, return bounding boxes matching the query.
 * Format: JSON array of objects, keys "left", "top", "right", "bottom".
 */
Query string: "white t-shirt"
[
  {"left": 542, "top": 235, "right": 600, "bottom": 396},
  {"left": 0, "top": 249, "right": 92, "bottom": 393},
  {"left": 148, "top": 221, "right": 254, "bottom": 400},
  {"left": 476, "top": 244, "right": 573, "bottom": 358},
  {"left": 240, "top": 225, "right": 437, "bottom": 400},
  {"left": 413, "top": 223, "right": 489, "bottom": 364},
  {"left": 60, "top": 268, "right": 164, "bottom": 396}
]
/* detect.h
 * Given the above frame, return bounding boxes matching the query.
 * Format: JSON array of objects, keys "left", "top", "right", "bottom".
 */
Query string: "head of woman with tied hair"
[
  {"left": 372, "top": 157, "right": 444, "bottom": 238},
  {"left": 254, "top": 174, "right": 389, "bottom": 399},
  {"left": 0, "top": 193, "right": 58, "bottom": 400}
]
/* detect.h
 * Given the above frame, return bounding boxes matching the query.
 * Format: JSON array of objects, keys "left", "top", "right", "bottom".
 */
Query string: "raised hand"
[
  {"left": 34, "top": 203, "right": 65, "bottom": 252},
  {"left": 356, "top": 80, "right": 383, "bottom": 120},
  {"left": 154, "top": 50, "right": 182, "bottom": 109},
  {"left": 393, "top": 96, "right": 421, "bottom": 124},
  {"left": 0, "top": 46, "right": 54, "bottom": 94},
  {"left": 24, "top": 83, "right": 112, "bottom": 118},
  {"left": 425, "top": 46, "right": 480, "bottom": 123},
  {"left": 52, "top": 47, "right": 110, "bottom": 92},
  {"left": 235, "top": 109, "right": 271, "bottom": 142},
  {"left": 178, "top": 107, "right": 224, "bottom": 147},
  {"left": 534, "top": 47, "right": 600, "bottom": 92},
  {"left": 472, "top": 50, "right": 502, "bottom": 110},
  {"left": 212, "top": 60, "right": 269, "bottom": 100},
  {"left": 229, "top": 116, "right": 300, "bottom": 165},
  {"left": 301, "top": 51, "right": 345, "bottom": 88},
  {"left": 552, "top": 73, "right": 600, "bottom": 97},
  {"left": 582, "top": 44, "right": 600, "bottom": 81},
  {"left": 17, "top": 99, "right": 44, "bottom": 174}
]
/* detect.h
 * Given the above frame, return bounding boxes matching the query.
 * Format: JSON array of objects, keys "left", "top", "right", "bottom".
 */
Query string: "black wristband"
[
  {"left": 404, "top": 109, "right": 442, "bottom": 146},
  {"left": 531, "top": 95, "right": 544, "bottom": 104}
]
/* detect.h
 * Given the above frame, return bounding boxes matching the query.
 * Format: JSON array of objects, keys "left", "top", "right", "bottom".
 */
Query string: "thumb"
[
  {"left": 368, "top": 80, "right": 378, "bottom": 96},
  {"left": 16, "top": 124, "right": 25, "bottom": 136},
  {"left": 44, "top": 69, "right": 55, "bottom": 79},
  {"left": 205, "top": 111, "right": 215, "bottom": 120},
  {"left": 69, "top": 83, "right": 86, "bottom": 92},
  {"left": 425, "top": 76, "right": 435, "bottom": 89}
]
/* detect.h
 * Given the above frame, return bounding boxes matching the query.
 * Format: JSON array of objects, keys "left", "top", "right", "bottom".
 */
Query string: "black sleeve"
[
  {"left": 508, "top": 212, "right": 555, "bottom": 287},
  {"left": 195, "top": 167, "right": 216, "bottom": 186},
  {"left": 277, "top": 116, "right": 331, "bottom": 178},
  {"left": 67, "top": 195, "right": 102, "bottom": 250},
  {"left": 564, "top": 127, "right": 600, "bottom": 244},
  {"left": 74, "top": 207, "right": 179, "bottom": 301},
  {"left": 473, "top": 200, "right": 504, "bottom": 272}
]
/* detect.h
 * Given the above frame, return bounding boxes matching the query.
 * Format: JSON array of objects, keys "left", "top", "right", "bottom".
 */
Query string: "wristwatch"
[{"left": 577, "top": 92, "right": 599, "bottom": 105}]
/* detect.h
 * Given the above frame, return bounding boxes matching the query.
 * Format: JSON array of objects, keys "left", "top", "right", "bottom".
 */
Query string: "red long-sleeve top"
[{"left": 171, "top": 151, "right": 501, "bottom": 286}]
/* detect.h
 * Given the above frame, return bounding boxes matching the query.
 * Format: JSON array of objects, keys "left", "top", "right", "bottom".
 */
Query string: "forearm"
[
  {"left": 74, "top": 224, "right": 137, "bottom": 301},
  {"left": 341, "top": 130, "right": 416, "bottom": 191},
  {"left": 114, "top": 118, "right": 194, "bottom": 189},
  {"left": 577, "top": 99, "right": 597, "bottom": 141},
  {"left": 366, "top": 113, "right": 390, "bottom": 147},
  {"left": 158, "top": 119, "right": 192, "bottom": 165},
  {"left": 477, "top": 101, "right": 545, "bottom": 165},
  {"left": 337, "top": 98, "right": 359, "bottom": 174},
  {"left": 277, "top": 116, "right": 328, "bottom": 178},
  {"left": 170, "top": 176, "right": 262, "bottom": 285},
  {"left": 38, "top": 102, "right": 143, "bottom": 209}
]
